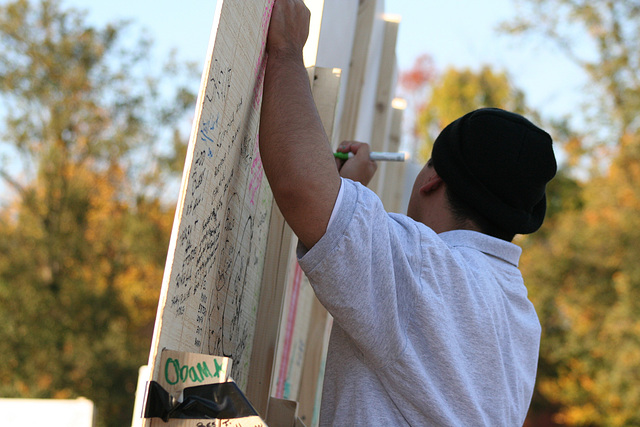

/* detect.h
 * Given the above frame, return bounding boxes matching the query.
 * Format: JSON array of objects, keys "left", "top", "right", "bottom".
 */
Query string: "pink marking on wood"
[{"left": 276, "top": 263, "right": 303, "bottom": 398}]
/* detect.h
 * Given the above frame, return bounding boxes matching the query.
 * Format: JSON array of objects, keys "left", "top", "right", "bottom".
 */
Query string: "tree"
[
  {"left": 503, "top": 0, "right": 640, "bottom": 166},
  {"left": 0, "top": 0, "right": 197, "bottom": 425},
  {"left": 503, "top": 0, "right": 640, "bottom": 425},
  {"left": 519, "top": 140, "right": 640, "bottom": 426},
  {"left": 396, "top": 53, "right": 437, "bottom": 160}
]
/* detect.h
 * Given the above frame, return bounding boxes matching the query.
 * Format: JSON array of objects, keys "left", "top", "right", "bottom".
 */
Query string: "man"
[{"left": 259, "top": 1, "right": 557, "bottom": 425}]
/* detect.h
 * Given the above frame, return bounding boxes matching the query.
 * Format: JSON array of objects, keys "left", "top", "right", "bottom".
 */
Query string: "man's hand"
[
  {"left": 336, "top": 141, "right": 378, "bottom": 186},
  {"left": 266, "top": 0, "right": 310, "bottom": 58}
]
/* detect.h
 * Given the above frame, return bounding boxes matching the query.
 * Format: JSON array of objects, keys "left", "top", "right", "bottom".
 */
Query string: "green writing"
[
  {"left": 164, "top": 357, "right": 219, "bottom": 385},
  {"left": 213, "top": 358, "right": 223, "bottom": 378}
]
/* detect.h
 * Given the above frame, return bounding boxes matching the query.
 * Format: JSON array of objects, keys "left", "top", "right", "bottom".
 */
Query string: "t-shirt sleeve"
[{"left": 297, "top": 178, "right": 424, "bottom": 368}]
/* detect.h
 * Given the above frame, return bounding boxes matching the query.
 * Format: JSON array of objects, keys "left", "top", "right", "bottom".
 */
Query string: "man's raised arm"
[{"left": 259, "top": 0, "right": 341, "bottom": 249}]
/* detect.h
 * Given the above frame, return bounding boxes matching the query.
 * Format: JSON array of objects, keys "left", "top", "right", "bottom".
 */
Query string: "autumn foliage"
[{"left": 0, "top": 0, "right": 196, "bottom": 425}]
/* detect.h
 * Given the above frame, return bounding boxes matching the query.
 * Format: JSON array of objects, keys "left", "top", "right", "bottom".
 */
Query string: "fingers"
[
  {"left": 337, "top": 141, "right": 372, "bottom": 159},
  {"left": 335, "top": 141, "right": 378, "bottom": 186},
  {"left": 337, "top": 141, "right": 365, "bottom": 153}
]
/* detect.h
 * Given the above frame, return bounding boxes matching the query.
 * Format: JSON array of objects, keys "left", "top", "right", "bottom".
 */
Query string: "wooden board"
[
  {"left": 381, "top": 100, "right": 407, "bottom": 213},
  {"left": 368, "top": 16, "right": 400, "bottom": 195},
  {"left": 245, "top": 201, "right": 294, "bottom": 416},
  {"left": 145, "top": 1, "right": 277, "bottom": 418},
  {"left": 304, "top": 0, "right": 359, "bottom": 149},
  {"left": 337, "top": 0, "right": 377, "bottom": 143},
  {"left": 297, "top": 295, "right": 332, "bottom": 426},
  {"left": 353, "top": 0, "right": 389, "bottom": 144}
]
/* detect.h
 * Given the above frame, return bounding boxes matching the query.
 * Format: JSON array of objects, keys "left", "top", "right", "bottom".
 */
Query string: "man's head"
[{"left": 408, "top": 108, "right": 557, "bottom": 240}]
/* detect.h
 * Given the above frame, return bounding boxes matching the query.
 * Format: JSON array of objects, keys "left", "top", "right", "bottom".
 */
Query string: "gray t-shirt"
[{"left": 298, "top": 178, "right": 541, "bottom": 426}]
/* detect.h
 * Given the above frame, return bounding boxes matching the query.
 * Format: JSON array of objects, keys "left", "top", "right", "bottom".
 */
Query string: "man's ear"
[{"left": 419, "top": 174, "right": 444, "bottom": 194}]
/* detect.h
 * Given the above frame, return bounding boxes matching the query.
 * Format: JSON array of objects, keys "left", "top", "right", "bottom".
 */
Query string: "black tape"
[{"left": 144, "top": 381, "right": 259, "bottom": 422}]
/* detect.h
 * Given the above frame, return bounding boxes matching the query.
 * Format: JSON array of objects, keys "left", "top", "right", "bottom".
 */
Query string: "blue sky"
[
  {"left": 60, "top": 0, "right": 586, "bottom": 122},
  {"left": 1, "top": 0, "right": 586, "bottom": 204}
]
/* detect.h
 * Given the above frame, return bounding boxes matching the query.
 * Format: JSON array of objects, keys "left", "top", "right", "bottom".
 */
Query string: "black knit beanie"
[{"left": 431, "top": 108, "right": 557, "bottom": 235}]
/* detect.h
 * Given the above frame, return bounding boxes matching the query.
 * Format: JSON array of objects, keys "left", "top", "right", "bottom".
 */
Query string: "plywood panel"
[{"left": 145, "top": 3, "right": 277, "bottom": 423}]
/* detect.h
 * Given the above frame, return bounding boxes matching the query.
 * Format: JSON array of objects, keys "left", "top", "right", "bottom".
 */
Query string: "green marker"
[{"left": 333, "top": 151, "right": 407, "bottom": 162}]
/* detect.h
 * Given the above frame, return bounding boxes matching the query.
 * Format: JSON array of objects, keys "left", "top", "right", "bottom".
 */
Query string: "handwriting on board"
[{"left": 148, "top": 0, "right": 277, "bottom": 396}]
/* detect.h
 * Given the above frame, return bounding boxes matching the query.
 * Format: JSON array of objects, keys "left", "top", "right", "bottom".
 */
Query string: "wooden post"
[
  {"left": 297, "top": 296, "right": 332, "bottom": 426},
  {"left": 381, "top": 98, "right": 407, "bottom": 213},
  {"left": 337, "top": 0, "right": 377, "bottom": 143},
  {"left": 246, "top": 202, "right": 294, "bottom": 416},
  {"left": 368, "top": 16, "right": 401, "bottom": 196}
]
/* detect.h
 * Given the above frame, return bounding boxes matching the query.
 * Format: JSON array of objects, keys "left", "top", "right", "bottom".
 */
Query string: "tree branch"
[{"left": 0, "top": 167, "right": 26, "bottom": 197}]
